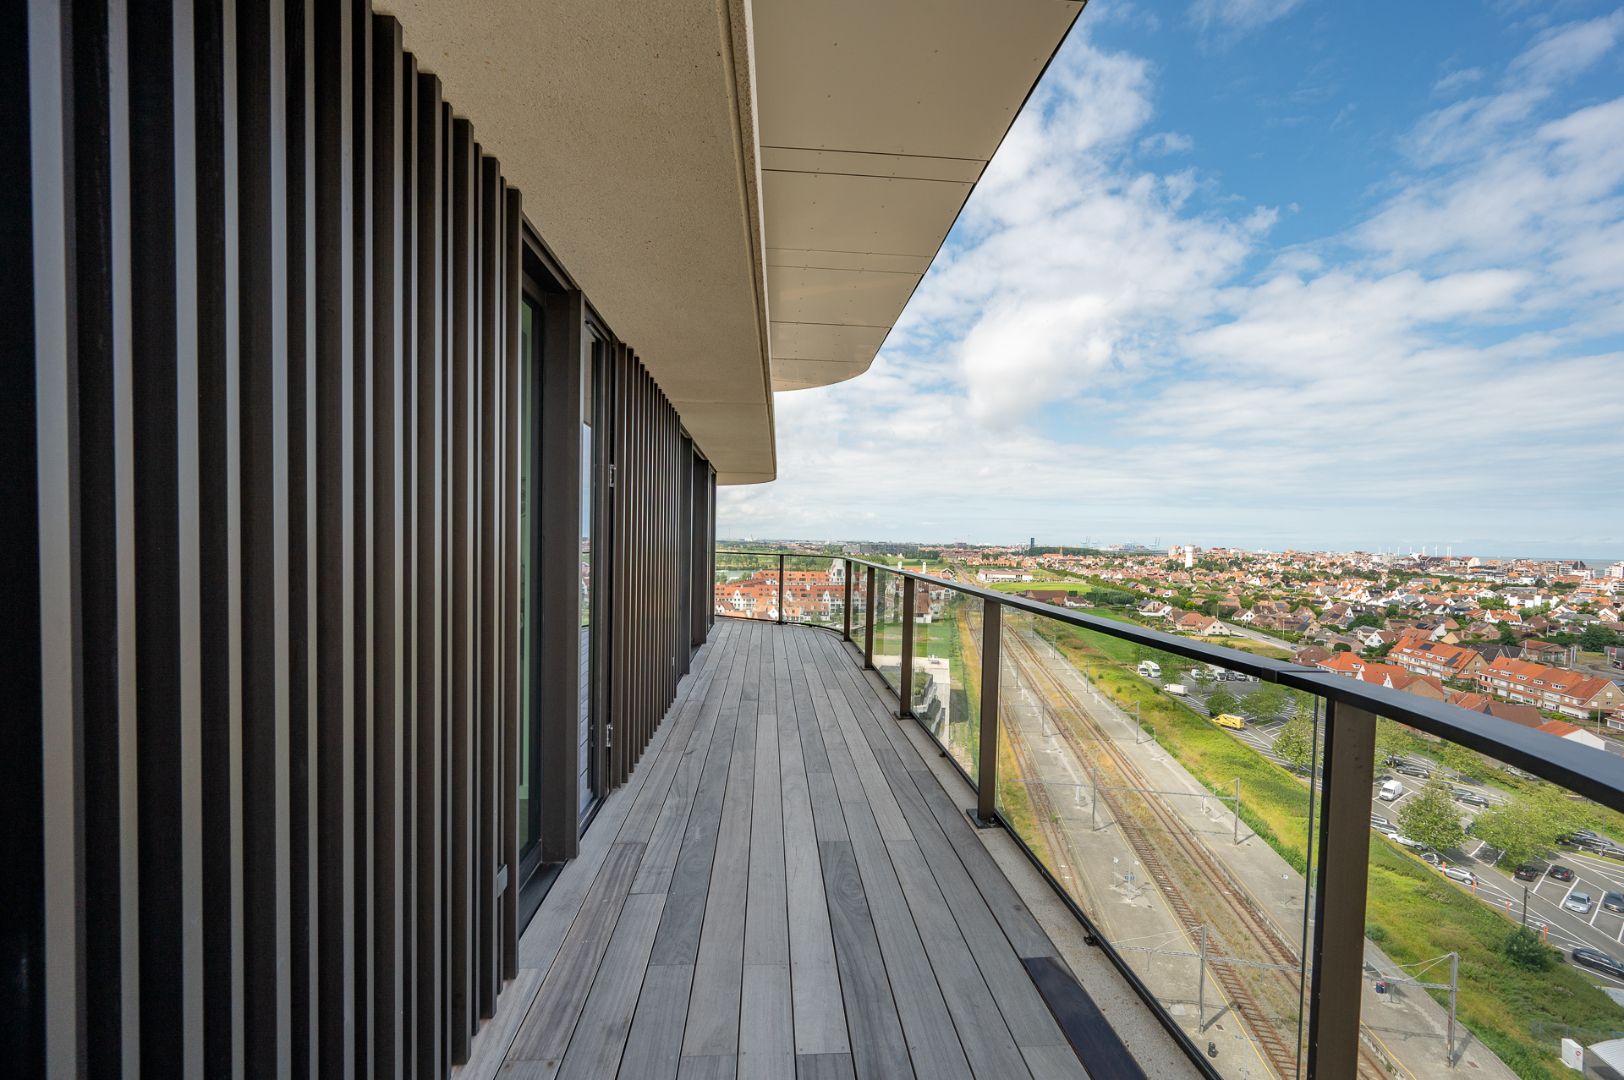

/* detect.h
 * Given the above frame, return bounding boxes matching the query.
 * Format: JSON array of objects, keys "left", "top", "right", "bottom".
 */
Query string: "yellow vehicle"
[{"left": 1210, "top": 713, "right": 1247, "bottom": 731}]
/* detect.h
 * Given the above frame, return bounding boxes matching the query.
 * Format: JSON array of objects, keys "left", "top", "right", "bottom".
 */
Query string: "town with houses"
[{"left": 718, "top": 541, "right": 1624, "bottom": 753}]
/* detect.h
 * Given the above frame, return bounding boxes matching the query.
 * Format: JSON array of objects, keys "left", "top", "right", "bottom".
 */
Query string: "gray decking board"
[
  {"left": 492, "top": 620, "right": 1098, "bottom": 1080},
  {"left": 795, "top": 1053, "right": 857, "bottom": 1080}
]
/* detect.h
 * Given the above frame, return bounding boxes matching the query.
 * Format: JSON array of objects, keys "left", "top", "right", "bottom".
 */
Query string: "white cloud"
[
  {"left": 1189, "top": 0, "right": 1303, "bottom": 34},
  {"left": 1140, "top": 130, "right": 1196, "bottom": 155}
]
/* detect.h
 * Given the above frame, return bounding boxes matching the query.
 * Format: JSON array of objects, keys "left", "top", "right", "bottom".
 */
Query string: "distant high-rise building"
[
  {"left": 1183, "top": 545, "right": 1194, "bottom": 569},
  {"left": 1029, "top": 536, "right": 1036, "bottom": 552}
]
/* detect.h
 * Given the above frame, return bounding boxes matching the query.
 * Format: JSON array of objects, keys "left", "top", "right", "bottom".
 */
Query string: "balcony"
[{"left": 460, "top": 615, "right": 1196, "bottom": 1079}]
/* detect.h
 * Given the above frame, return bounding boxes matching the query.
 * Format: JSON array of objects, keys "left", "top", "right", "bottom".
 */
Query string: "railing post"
[
  {"left": 900, "top": 576, "right": 915, "bottom": 719},
  {"left": 863, "top": 566, "right": 876, "bottom": 670},
  {"left": 1306, "top": 699, "right": 1376, "bottom": 1079},
  {"left": 842, "top": 560, "right": 852, "bottom": 640},
  {"left": 974, "top": 600, "right": 1002, "bottom": 826},
  {"left": 777, "top": 552, "right": 785, "bottom": 624}
]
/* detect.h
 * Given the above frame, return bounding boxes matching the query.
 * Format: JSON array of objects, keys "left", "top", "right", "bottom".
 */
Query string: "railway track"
[{"left": 992, "top": 625, "right": 1388, "bottom": 1080}]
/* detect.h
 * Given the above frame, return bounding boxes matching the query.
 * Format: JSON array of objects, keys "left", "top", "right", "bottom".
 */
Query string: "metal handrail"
[{"left": 836, "top": 554, "right": 1624, "bottom": 812}]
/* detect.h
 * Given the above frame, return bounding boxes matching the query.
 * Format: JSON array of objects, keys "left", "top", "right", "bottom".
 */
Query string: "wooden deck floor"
[{"left": 467, "top": 619, "right": 1094, "bottom": 1080}]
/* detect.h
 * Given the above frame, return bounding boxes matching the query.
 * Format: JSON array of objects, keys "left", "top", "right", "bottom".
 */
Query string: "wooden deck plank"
[
  {"left": 818, "top": 840, "right": 912, "bottom": 1080},
  {"left": 619, "top": 963, "right": 695, "bottom": 1080},
  {"left": 738, "top": 963, "right": 795, "bottom": 1080},
  {"left": 742, "top": 645, "right": 788, "bottom": 966},
  {"left": 515, "top": 628, "right": 724, "bottom": 974},
  {"left": 632, "top": 633, "right": 749, "bottom": 894},
  {"left": 776, "top": 634, "right": 848, "bottom": 1057},
  {"left": 649, "top": 628, "right": 752, "bottom": 967},
  {"left": 681, "top": 627, "right": 761, "bottom": 1057},
  {"left": 813, "top": 632, "right": 1072, "bottom": 1055},
  {"left": 795, "top": 1053, "right": 856, "bottom": 1080},
  {"left": 556, "top": 892, "right": 667, "bottom": 1080},
  {"left": 508, "top": 842, "right": 646, "bottom": 1063}
]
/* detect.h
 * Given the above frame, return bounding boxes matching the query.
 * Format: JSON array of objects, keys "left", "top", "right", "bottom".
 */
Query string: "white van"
[
  {"left": 1163, "top": 684, "right": 1187, "bottom": 697},
  {"left": 1378, "top": 779, "right": 1404, "bottom": 802},
  {"left": 1137, "top": 660, "right": 1162, "bottom": 679}
]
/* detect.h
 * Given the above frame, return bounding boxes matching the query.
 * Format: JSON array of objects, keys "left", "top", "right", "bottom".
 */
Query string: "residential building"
[
  {"left": 1390, "top": 639, "right": 1488, "bottom": 682},
  {"left": 1477, "top": 657, "right": 1624, "bottom": 719}
]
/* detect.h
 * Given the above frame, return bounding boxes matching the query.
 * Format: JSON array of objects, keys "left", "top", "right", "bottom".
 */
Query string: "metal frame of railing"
[{"left": 717, "top": 550, "right": 1624, "bottom": 1079}]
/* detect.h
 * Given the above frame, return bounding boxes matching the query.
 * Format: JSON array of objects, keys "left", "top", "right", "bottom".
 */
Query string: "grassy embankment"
[{"left": 1035, "top": 616, "right": 1623, "bottom": 1078}]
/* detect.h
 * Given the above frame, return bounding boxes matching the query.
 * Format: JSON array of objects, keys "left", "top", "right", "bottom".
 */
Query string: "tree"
[
  {"left": 1472, "top": 799, "right": 1557, "bottom": 868},
  {"left": 1332, "top": 642, "right": 1352, "bottom": 653},
  {"left": 1580, "top": 625, "right": 1621, "bottom": 652},
  {"left": 1243, "top": 682, "right": 1290, "bottom": 721},
  {"left": 1374, "top": 718, "right": 1410, "bottom": 762},
  {"left": 1497, "top": 623, "right": 1520, "bottom": 646},
  {"left": 1397, "top": 781, "right": 1465, "bottom": 851},
  {"left": 1350, "top": 612, "right": 1383, "bottom": 630},
  {"left": 1206, "top": 687, "right": 1239, "bottom": 717},
  {"left": 1273, "top": 711, "right": 1319, "bottom": 771}
]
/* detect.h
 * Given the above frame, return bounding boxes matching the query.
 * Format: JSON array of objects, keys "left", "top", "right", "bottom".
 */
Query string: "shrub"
[{"left": 1503, "top": 926, "right": 1557, "bottom": 972}]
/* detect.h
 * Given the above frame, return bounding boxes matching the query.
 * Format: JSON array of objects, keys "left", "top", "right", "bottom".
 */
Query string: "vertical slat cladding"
[
  {"left": 371, "top": 15, "right": 405, "bottom": 1079},
  {"left": 349, "top": 7, "right": 374, "bottom": 1077},
  {"left": 447, "top": 116, "right": 476, "bottom": 1065},
  {"left": 413, "top": 69, "right": 445, "bottom": 1080},
  {"left": 284, "top": 0, "right": 318, "bottom": 1072},
  {"left": 313, "top": 0, "right": 356, "bottom": 1074},
  {"left": 25, "top": 1, "right": 714, "bottom": 1076}
]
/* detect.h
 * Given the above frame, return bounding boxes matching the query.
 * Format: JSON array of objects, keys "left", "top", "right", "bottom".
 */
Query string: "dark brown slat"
[
  {"left": 284, "top": 0, "right": 320, "bottom": 1072},
  {"left": 194, "top": 0, "right": 247, "bottom": 1069},
  {"left": 30, "top": 3, "right": 83, "bottom": 1073},
  {"left": 313, "top": 0, "right": 357, "bottom": 1072},
  {"left": 349, "top": 6, "right": 374, "bottom": 1075},
  {"left": 412, "top": 69, "right": 445, "bottom": 1080},
  {"left": 236, "top": 0, "right": 294, "bottom": 1072},
  {"left": 397, "top": 45, "right": 420, "bottom": 1078},
  {"left": 501, "top": 184, "right": 523, "bottom": 985},
  {"left": 447, "top": 115, "right": 476, "bottom": 1065},
  {"left": 370, "top": 14, "right": 405, "bottom": 1078},
  {"left": 129, "top": 0, "right": 208, "bottom": 1069},
  {"left": 477, "top": 152, "right": 502, "bottom": 1022},
  {"left": 73, "top": 1, "right": 142, "bottom": 1072}
]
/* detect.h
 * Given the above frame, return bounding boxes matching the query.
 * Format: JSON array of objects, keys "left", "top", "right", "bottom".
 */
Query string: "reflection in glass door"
[
  {"left": 518, "top": 296, "right": 540, "bottom": 873},
  {"left": 578, "top": 336, "right": 601, "bottom": 821}
]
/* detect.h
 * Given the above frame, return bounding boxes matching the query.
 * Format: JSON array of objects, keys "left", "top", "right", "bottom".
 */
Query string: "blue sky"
[{"left": 719, "top": 0, "right": 1624, "bottom": 559}]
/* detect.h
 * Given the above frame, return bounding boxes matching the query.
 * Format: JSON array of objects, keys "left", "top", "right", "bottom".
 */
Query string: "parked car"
[
  {"left": 1395, "top": 763, "right": 1432, "bottom": 779},
  {"left": 1420, "top": 852, "right": 1443, "bottom": 866},
  {"left": 1442, "top": 866, "right": 1476, "bottom": 885},
  {"left": 1452, "top": 788, "right": 1490, "bottom": 808},
  {"left": 1391, "top": 834, "right": 1424, "bottom": 849},
  {"left": 1549, "top": 865, "right": 1576, "bottom": 882},
  {"left": 1573, "top": 947, "right": 1624, "bottom": 980},
  {"left": 1565, "top": 892, "right": 1594, "bottom": 915},
  {"left": 1605, "top": 892, "right": 1624, "bottom": 915},
  {"left": 1371, "top": 815, "right": 1393, "bottom": 830},
  {"left": 1514, "top": 864, "right": 1542, "bottom": 881}
]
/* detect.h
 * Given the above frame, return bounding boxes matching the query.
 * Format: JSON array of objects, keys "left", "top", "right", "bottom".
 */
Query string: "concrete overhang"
[{"left": 379, "top": 0, "right": 1079, "bottom": 484}]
